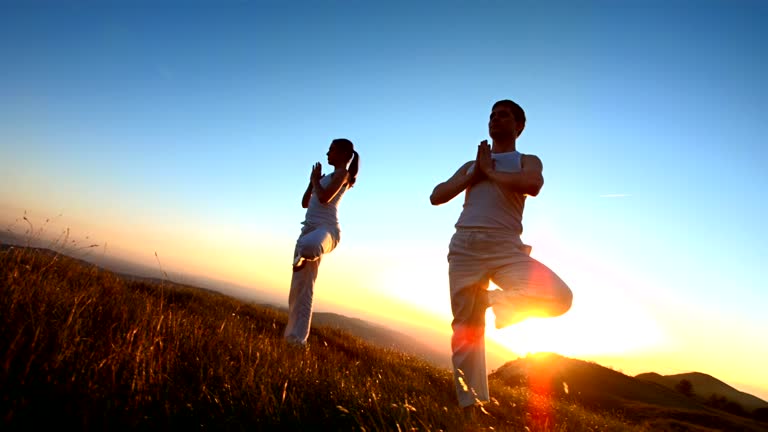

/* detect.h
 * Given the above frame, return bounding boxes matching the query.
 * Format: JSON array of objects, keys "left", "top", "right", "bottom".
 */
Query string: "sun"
[{"left": 486, "top": 293, "right": 666, "bottom": 358}]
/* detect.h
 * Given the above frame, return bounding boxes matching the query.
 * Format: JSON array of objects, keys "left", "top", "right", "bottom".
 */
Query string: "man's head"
[{"left": 489, "top": 99, "right": 526, "bottom": 140}]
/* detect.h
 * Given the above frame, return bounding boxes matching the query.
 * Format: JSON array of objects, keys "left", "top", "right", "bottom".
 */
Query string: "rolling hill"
[
  {"left": 636, "top": 371, "right": 768, "bottom": 412},
  {"left": 492, "top": 353, "right": 768, "bottom": 431}
]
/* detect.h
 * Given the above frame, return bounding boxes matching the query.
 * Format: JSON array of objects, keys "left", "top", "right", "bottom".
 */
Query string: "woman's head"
[{"left": 327, "top": 138, "right": 359, "bottom": 187}]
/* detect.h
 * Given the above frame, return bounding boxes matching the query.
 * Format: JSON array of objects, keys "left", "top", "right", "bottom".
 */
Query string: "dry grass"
[{"left": 1, "top": 243, "right": 650, "bottom": 431}]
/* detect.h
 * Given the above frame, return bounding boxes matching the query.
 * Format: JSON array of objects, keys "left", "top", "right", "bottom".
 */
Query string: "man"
[{"left": 430, "top": 99, "right": 573, "bottom": 410}]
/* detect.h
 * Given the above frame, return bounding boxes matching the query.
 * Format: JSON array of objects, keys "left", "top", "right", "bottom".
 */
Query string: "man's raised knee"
[{"left": 553, "top": 287, "right": 573, "bottom": 317}]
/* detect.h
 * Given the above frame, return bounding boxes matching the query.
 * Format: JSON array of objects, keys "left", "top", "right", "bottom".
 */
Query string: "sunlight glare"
[{"left": 487, "top": 282, "right": 666, "bottom": 358}]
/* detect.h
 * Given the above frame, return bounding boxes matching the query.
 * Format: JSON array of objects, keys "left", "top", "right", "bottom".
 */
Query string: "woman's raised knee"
[{"left": 297, "top": 242, "right": 324, "bottom": 260}]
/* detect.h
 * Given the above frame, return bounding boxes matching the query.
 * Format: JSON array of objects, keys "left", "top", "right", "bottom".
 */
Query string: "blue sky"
[{"left": 2, "top": 1, "right": 767, "bottom": 399}]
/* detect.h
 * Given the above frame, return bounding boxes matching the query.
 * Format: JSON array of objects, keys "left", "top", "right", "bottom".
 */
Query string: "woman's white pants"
[{"left": 284, "top": 224, "right": 340, "bottom": 345}]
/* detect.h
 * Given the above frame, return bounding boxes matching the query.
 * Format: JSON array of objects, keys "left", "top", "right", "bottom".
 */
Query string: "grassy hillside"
[
  {"left": 493, "top": 354, "right": 768, "bottom": 431},
  {"left": 1, "top": 245, "right": 656, "bottom": 431}
]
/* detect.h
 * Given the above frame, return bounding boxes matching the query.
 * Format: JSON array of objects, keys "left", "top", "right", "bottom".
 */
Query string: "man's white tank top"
[
  {"left": 455, "top": 151, "right": 526, "bottom": 236},
  {"left": 303, "top": 173, "right": 348, "bottom": 228}
]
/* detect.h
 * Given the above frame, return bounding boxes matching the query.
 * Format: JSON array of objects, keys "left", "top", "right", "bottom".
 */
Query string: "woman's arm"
[
  {"left": 312, "top": 165, "right": 349, "bottom": 204},
  {"left": 301, "top": 181, "right": 313, "bottom": 208}
]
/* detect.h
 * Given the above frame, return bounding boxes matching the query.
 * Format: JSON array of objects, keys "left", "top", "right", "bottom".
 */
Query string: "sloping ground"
[
  {"left": 2, "top": 245, "right": 651, "bottom": 431},
  {"left": 636, "top": 372, "right": 768, "bottom": 412},
  {"left": 4, "top": 244, "right": 766, "bottom": 431}
]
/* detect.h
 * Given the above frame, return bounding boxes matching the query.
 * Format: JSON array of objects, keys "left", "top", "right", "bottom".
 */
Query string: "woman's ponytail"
[
  {"left": 332, "top": 138, "right": 359, "bottom": 188},
  {"left": 347, "top": 150, "right": 359, "bottom": 187}
]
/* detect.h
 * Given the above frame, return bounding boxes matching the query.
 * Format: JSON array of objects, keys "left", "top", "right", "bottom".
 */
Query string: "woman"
[{"left": 284, "top": 138, "right": 359, "bottom": 346}]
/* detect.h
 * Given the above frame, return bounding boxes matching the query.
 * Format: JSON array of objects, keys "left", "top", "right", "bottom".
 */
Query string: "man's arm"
[
  {"left": 487, "top": 154, "right": 544, "bottom": 197},
  {"left": 478, "top": 144, "right": 544, "bottom": 197},
  {"left": 430, "top": 161, "right": 477, "bottom": 205}
]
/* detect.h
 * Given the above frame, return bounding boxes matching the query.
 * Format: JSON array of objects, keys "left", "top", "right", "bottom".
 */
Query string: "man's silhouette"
[{"left": 430, "top": 99, "right": 573, "bottom": 410}]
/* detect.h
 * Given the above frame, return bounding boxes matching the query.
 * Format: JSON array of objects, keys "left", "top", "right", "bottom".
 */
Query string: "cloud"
[{"left": 599, "top": 194, "right": 631, "bottom": 198}]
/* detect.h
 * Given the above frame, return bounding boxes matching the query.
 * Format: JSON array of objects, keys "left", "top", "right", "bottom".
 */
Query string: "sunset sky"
[{"left": 2, "top": 1, "right": 766, "bottom": 400}]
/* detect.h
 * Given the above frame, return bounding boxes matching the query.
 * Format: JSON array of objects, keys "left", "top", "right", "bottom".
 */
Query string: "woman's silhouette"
[{"left": 284, "top": 138, "right": 359, "bottom": 346}]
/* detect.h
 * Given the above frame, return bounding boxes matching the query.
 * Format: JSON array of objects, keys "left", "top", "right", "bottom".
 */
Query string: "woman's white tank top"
[{"left": 303, "top": 173, "right": 348, "bottom": 228}]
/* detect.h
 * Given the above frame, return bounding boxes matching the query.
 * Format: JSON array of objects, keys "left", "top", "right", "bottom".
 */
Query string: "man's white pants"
[
  {"left": 448, "top": 229, "right": 573, "bottom": 408},
  {"left": 284, "top": 224, "right": 340, "bottom": 345}
]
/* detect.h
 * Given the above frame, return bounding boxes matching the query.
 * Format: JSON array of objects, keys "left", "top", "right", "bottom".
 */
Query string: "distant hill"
[
  {"left": 310, "top": 311, "right": 451, "bottom": 368},
  {"left": 0, "top": 230, "right": 285, "bottom": 305},
  {"left": 636, "top": 371, "right": 768, "bottom": 412},
  {"left": 0, "top": 230, "right": 43, "bottom": 248},
  {"left": 0, "top": 230, "right": 162, "bottom": 279},
  {"left": 493, "top": 353, "right": 704, "bottom": 411},
  {"left": 258, "top": 306, "right": 452, "bottom": 369},
  {"left": 492, "top": 353, "right": 768, "bottom": 432}
]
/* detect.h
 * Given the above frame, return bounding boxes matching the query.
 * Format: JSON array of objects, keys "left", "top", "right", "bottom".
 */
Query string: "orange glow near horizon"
[{"left": 486, "top": 277, "right": 667, "bottom": 359}]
